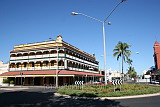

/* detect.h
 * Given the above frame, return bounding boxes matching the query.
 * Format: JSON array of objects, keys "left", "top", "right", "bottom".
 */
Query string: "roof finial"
[{"left": 56, "top": 35, "right": 63, "bottom": 42}]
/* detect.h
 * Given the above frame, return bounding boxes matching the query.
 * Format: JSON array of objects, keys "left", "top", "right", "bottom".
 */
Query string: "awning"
[{"left": 0, "top": 70, "right": 104, "bottom": 77}]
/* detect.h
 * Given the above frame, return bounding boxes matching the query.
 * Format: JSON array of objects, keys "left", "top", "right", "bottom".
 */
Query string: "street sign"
[
  {"left": 75, "top": 81, "right": 84, "bottom": 85},
  {"left": 112, "top": 79, "right": 123, "bottom": 85}
]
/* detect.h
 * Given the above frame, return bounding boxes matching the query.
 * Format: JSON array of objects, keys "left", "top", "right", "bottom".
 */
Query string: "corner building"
[
  {"left": 154, "top": 41, "right": 160, "bottom": 70},
  {"left": 2, "top": 35, "right": 103, "bottom": 86},
  {"left": 151, "top": 41, "right": 160, "bottom": 81}
]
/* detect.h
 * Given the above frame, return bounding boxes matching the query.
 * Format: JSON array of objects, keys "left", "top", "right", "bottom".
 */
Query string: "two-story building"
[{"left": 1, "top": 35, "right": 103, "bottom": 86}]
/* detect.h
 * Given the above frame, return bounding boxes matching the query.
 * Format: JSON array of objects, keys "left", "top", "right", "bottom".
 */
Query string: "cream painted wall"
[
  {"left": 0, "top": 61, "right": 9, "bottom": 85},
  {"left": 107, "top": 68, "right": 121, "bottom": 81}
]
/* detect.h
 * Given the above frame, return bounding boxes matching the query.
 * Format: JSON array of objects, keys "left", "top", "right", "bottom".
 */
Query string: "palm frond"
[{"left": 113, "top": 41, "right": 131, "bottom": 63}]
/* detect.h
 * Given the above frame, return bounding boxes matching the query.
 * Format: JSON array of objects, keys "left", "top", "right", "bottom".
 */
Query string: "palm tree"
[
  {"left": 127, "top": 66, "right": 137, "bottom": 78},
  {"left": 127, "top": 59, "right": 133, "bottom": 67},
  {"left": 113, "top": 41, "right": 131, "bottom": 80}
]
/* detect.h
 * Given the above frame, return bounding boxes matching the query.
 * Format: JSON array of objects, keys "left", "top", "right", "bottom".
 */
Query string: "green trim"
[
  {"left": 10, "top": 56, "right": 98, "bottom": 67},
  {"left": 66, "top": 57, "right": 98, "bottom": 67},
  {"left": 10, "top": 54, "right": 98, "bottom": 67},
  {"left": 64, "top": 49, "right": 66, "bottom": 57}
]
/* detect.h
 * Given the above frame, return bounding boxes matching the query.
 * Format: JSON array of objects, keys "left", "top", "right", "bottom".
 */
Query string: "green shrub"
[
  {"left": 3, "top": 79, "right": 9, "bottom": 83},
  {"left": 10, "top": 80, "right": 14, "bottom": 84}
]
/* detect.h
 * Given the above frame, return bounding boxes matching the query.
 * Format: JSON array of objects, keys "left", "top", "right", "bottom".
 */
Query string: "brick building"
[
  {"left": 154, "top": 41, "right": 160, "bottom": 70},
  {"left": 151, "top": 41, "right": 160, "bottom": 81}
]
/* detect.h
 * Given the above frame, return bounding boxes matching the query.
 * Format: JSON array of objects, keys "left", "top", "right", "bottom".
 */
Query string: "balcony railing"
[
  {"left": 9, "top": 66, "right": 65, "bottom": 71},
  {"left": 10, "top": 53, "right": 65, "bottom": 60},
  {"left": 9, "top": 66, "right": 98, "bottom": 73},
  {"left": 66, "top": 54, "right": 98, "bottom": 67}
]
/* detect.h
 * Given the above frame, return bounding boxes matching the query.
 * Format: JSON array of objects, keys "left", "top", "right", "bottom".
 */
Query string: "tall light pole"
[
  {"left": 56, "top": 42, "right": 59, "bottom": 88},
  {"left": 71, "top": 0, "right": 126, "bottom": 84},
  {"left": 49, "top": 37, "right": 59, "bottom": 88},
  {"left": 21, "top": 72, "right": 23, "bottom": 87}
]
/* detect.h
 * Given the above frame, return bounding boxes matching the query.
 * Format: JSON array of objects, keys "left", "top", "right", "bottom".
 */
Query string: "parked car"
[
  {"left": 151, "top": 80, "right": 155, "bottom": 84},
  {"left": 93, "top": 81, "right": 101, "bottom": 84},
  {"left": 154, "top": 80, "right": 159, "bottom": 84},
  {"left": 151, "top": 80, "right": 159, "bottom": 84},
  {"left": 93, "top": 81, "right": 106, "bottom": 84}
]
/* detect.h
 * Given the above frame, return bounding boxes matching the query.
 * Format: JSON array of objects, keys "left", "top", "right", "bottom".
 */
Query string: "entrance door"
[
  {"left": 58, "top": 77, "right": 63, "bottom": 86},
  {"left": 34, "top": 77, "right": 41, "bottom": 85}
]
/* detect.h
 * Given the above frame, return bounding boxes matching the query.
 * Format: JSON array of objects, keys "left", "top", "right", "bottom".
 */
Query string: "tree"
[
  {"left": 126, "top": 58, "right": 137, "bottom": 78},
  {"left": 127, "top": 66, "right": 137, "bottom": 78},
  {"left": 127, "top": 59, "right": 133, "bottom": 66},
  {"left": 113, "top": 41, "right": 131, "bottom": 80}
]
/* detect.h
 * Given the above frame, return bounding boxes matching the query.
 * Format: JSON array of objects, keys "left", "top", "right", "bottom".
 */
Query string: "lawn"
[{"left": 57, "top": 83, "right": 160, "bottom": 97}]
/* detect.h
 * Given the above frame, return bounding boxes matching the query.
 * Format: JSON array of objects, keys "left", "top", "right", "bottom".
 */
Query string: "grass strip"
[{"left": 57, "top": 84, "right": 160, "bottom": 97}]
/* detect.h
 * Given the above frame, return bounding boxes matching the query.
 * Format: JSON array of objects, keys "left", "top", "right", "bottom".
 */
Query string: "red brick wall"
[{"left": 154, "top": 41, "right": 160, "bottom": 70}]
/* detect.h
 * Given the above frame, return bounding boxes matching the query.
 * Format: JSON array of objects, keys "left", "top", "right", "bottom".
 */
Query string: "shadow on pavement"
[{"left": 0, "top": 91, "right": 126, "bottom": 107}]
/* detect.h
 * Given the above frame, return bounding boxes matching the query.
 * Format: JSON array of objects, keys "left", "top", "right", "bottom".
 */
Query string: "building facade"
[
  {"left": 151, "top": 41, "right": 160, "bottom": 82},
  {"left": 0, "top": 61, "right": 9, "bottom": 85},
  {"left": 1, "top": 35, "right": 103, "bottom": 86},
  {"left": 154, "top": 41, "right": 160, "bottom": 70},
  {"left": 99, "top": 68, "right": 121, "bottom": 82},
  {"left": 107, "top": 68, "right": 121, "bottom": 81}
]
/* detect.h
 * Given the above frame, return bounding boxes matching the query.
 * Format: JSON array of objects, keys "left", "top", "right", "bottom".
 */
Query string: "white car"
[
  {"left": 151, "top": 80, "right": 159, "bottom": 84},
  {"left": 154, "top": 80, "right": 159, "bottom": 84}
]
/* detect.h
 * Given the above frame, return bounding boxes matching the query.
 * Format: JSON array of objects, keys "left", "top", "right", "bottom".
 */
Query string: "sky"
[{"left": 0, "top": 0, "right": 160, "bottom": 75}]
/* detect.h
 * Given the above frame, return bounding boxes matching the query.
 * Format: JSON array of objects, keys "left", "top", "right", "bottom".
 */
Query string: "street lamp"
[
  {"left": 49, "top": 37, "right": 59, "bottom": 88},
  {"left": 71, "top": 0, "right": 126, "bottom": 84},
  {"left": 56, "top": 42, "right": 59, "bottom": 88},
  {"left": 21, "top": 72, "right": 23, "bottom": 87}
]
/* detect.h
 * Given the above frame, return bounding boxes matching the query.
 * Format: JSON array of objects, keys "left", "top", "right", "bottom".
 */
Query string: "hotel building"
[{"left": 1, "top": 35, "right": 103, "bottom": 86}]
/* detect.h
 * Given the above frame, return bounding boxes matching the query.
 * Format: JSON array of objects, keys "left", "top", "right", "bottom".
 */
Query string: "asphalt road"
[
  {"left": 0, "top": 86, "right": 160, "bottom": 107},
  {"left": 116, "top": 96, "right": 160, "bottom": 107}
]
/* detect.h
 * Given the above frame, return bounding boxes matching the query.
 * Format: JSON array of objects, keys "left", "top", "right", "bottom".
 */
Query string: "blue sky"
[{"left": 0, "top": 0, "right": 160, "bottom": 74}]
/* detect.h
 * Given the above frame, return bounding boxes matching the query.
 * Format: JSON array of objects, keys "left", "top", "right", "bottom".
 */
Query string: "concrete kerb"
[
  {"left": 54, "top": 84, "right": 160, "bottom": 100},
  {"left": 0, "top": 86, "right": 47, "bottom": 91},
  {"left": 0, "top": 86, "right": 29, "bottom": 91},
  {"left": 0, "top": 86, "right": 45, "bottom": 88},
  {"left": 54, "top": 93, "right": 160, "bottom": 100}
]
